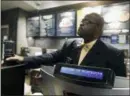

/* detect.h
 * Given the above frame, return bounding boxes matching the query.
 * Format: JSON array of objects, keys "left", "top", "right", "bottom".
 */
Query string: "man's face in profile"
[{"left": 78, "top": 13, "right": 103, "bottom": 42}]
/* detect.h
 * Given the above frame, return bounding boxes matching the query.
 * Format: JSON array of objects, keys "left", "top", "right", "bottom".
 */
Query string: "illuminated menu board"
[
  {"left": 40, "top": 14, "right": 55, "bottom": 36},
  {"left": 102, "top": 2, "right": 129, "bottom": 30},
  {"left": 77, "top": 6, "right": 102, "bottom": 36},
  {"left": 111, "top": 34, "right": 118, "bottom": 44},
  {"left": 56, "top": 10, "right": 76, "bottom": 36},
  {"left": 27, "top": 16, "right": 40, "bottom": 37}
]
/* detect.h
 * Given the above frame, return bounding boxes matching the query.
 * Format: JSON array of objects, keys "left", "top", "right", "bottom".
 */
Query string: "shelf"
[{"left": 30, "top": 36, "right": 80, "bottom": 39}]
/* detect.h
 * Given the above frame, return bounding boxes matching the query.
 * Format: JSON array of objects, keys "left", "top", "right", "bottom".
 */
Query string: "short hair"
[{"left": 85, "top": 13, "right": 104, "bottom": 35}]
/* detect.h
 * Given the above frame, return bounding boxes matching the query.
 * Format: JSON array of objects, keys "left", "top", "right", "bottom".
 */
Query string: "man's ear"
[
  {"left": 95, "top": 24, "right": 100, "bottom": 32},
  {"left": 95, "top": 25, "right": 102, "bottom": 37},
  {"left": 97, "top": 24, "right": 102, "bottom": 31}
]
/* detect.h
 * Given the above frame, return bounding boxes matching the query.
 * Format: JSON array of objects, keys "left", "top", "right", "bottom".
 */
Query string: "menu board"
[
  {"left": 118, "top": 34, "right": 127, "bottom": 44},
  {"left": 77, "top": 6, "right": 102, "bottom": 36},
  {"left": 40, "top": 14, "right": 55, "bottom": 36},
  {"left": 56, "top": 10, "right": 76, "bottom": 36},
  {"left": 26, "top": 16, "right": 40, "bottom": 37},
  {"left": 102, "top": 2, "right": 129, "bottom": 30},
  {"left": 111, "top": 34, "right": 118, "bottom": 44}
]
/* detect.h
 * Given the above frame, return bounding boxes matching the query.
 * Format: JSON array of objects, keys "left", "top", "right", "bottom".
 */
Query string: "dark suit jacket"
[{"left": 24, "top": 39, "right": 126, "bottom": 77}]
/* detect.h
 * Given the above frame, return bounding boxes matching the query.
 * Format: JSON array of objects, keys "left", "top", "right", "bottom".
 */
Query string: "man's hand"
[{"left": 6, "top": 55, "right": 24, "bottom": 62}]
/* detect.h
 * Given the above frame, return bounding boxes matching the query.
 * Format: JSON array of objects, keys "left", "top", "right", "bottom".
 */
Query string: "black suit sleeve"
[
  {"left": 24, "top": 42, "right": 68, "bottom": 69},
  {"left": 23, "top": 40, "right": 76, "bottom": 69},
  {"left": 24, "top": 50, "right": 62, "bottom": 69},
  {"left": 113, "top": 51, "right": 127, "bottom": 77}
]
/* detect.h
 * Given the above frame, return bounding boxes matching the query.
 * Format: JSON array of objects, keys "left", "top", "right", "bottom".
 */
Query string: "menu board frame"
[
  {"left": 56, "top": 10, "right": 76, "bottom": 37},
  {"left": 26, "top": 16, "right": 40, "bottom": 37},
  {"left": 40, "top": 14, "right": 56, "bottom": 37},
  {"left": 101, "top": 2, "right": 130, "bottom": 30}
]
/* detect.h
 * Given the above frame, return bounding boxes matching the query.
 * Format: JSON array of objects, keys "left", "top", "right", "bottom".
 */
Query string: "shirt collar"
[{"left": 83, "top": 39, "right": 97, "bottom": 49}]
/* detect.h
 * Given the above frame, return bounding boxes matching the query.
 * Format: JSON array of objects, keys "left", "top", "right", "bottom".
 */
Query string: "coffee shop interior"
[{"left": 1, "top": 0, "right": 130, "bottom": 95}]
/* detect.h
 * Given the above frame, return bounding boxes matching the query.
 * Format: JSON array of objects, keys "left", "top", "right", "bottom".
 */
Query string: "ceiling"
[
  {"left": 1, "top": 1, "right": 90, "bottom": 12},
  {"left": 1, "top": 1, "right": 37, "bottom": 11}
]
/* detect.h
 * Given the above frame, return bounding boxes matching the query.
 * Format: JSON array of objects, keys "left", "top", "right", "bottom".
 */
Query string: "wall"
[
  {"left": 1, "top": 8, "right": 19, "bottom": 53},
  {"left": 29, "top": 1, "right": 121, "bottom": 16},
  {"left": 1, "top": 8, "right": 30, "bottom": 54},
  {"left": 1, "top": 1, "right": 129, "bottom": 55},
  {"left": 0, "top": 1, "right": 1, "bottom": 62},
  {"left": 16, "top": 9, "right": 29, "bottom": 54},
  {"left": 34, "top": 38, "right": 68, "bottom": 49},
  {"left": 30, "top": 1, "right": 129, "bottom": 50}
]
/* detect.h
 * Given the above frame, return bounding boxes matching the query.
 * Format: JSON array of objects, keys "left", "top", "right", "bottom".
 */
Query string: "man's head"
[{"left": 78, "top": 13, "right": 104, "bottom": 43}]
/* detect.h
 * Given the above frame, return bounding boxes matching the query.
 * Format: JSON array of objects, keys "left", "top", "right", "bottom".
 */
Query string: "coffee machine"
[
  {"left": 3, "top": 40, "right": 15, "bottom": 60},
  {"left": 2, "top": 40, "right": 17, "bottom": 66}
]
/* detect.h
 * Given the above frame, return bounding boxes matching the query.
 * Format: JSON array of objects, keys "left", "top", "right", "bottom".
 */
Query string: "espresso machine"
[
  {"left": 3, "top": 40, "right": 14, "bottom": 60},
  {"left": 2, "top": 40, "right": 17, "bottom": 66}
]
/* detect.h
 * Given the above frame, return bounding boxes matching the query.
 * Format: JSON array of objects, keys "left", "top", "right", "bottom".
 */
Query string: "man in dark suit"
[{"left": 6, "top": 13, "right": 126, "bottom": 77}]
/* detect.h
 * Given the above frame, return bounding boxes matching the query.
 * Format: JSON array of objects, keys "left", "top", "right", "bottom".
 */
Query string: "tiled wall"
[{"left": 34, "top": 38, "right": 66, "bottom": 49}]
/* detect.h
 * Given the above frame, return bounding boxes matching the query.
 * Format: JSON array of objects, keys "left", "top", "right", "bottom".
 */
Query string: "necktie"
[{"left": 78, "top": 45, "right": 89, "bottom": 66}]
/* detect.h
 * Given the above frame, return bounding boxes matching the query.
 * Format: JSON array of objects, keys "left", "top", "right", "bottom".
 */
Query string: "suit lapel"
[
  {"left": 80, "top": 40, "right": 103, "bottom": 66},
  {"left": 67, "top": 39, "right": 105, "bottom": 67},
  {"left": 74, "top": 46, "right": 82, "bottom": 64},
  {"left": 70, "top": 46, "right": 82, "bottom": 65}
]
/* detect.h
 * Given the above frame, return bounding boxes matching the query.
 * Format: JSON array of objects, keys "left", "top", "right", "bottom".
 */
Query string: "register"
[{"left": 40, "top": 63, "right": 129, "bottom": 95}]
